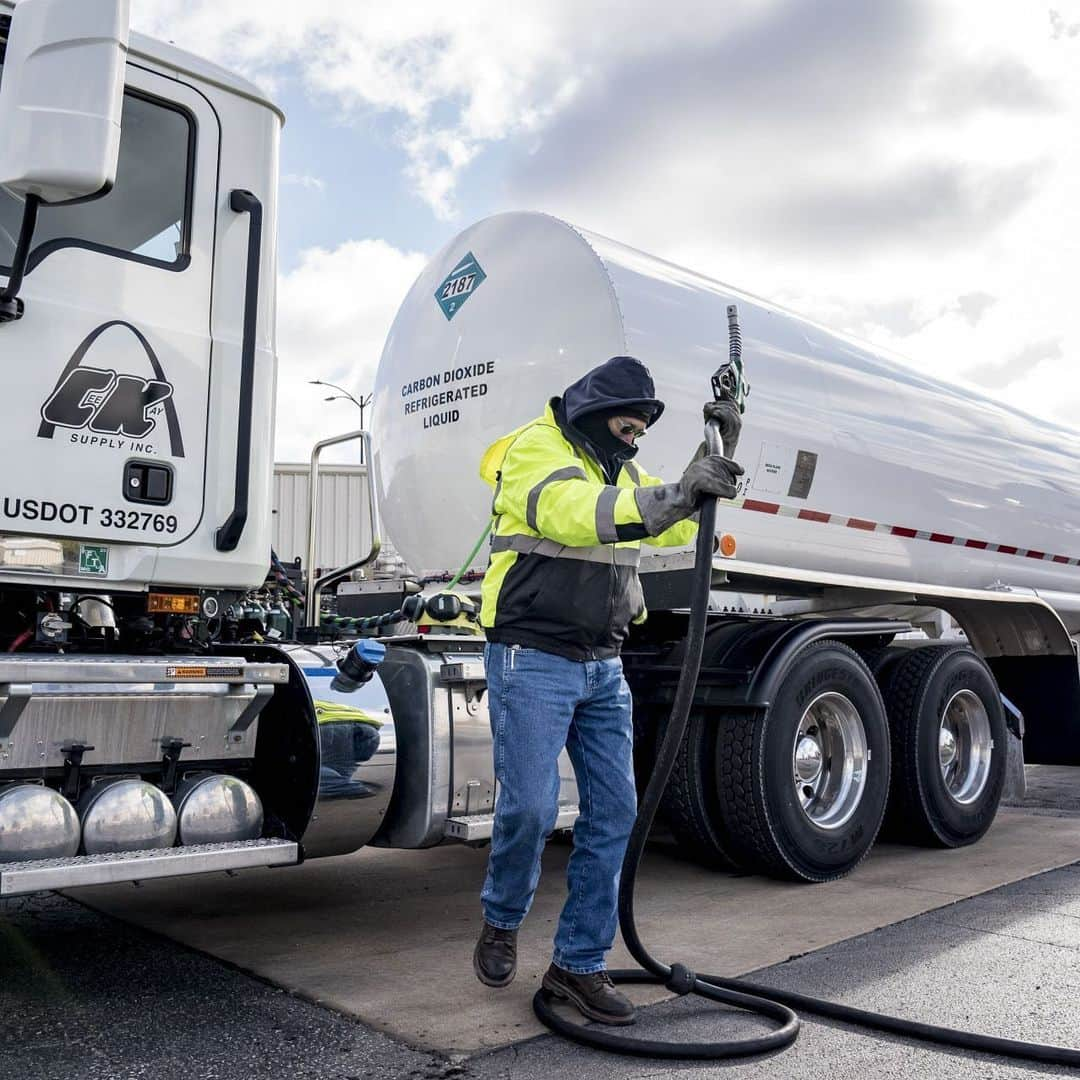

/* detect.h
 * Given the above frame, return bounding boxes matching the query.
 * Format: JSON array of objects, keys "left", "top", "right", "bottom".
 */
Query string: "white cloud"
[
  {"left": 126, "top": 0, "right": 1080, "bottom": 435},
  {"left": 129, "top": 0, "right": 777, "bottom": 217},
  {"left": 501, "top": 0, "right": 1080, "bottom": 431},
  {"left": 129, "top": 0, "right": 604, "bottom": 217},
  {"left": 827, "top": 4, "right": 1080, "bottom": 426},
  {"left": 273, "top": 239, "right": 426, "bottom": 462},
  {"left": 281, "top": 173, "right": 326, "bottom": 193}
]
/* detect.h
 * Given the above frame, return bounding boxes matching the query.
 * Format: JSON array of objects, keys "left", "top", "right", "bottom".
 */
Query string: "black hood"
[{"left": 561, "top": 356, "right": 665, "bottom": 427}]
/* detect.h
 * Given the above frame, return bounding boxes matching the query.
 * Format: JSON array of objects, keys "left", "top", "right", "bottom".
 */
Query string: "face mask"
[{"left": 576, "top": 411, "right": 631, "bottom": 453}]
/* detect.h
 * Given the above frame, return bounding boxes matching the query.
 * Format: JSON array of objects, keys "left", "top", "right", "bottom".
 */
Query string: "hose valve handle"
[
  {"left": 727, "top": 303, "right": 742, "bottom": 364},
  {"left": 711, "top": 303, "right": 748, "bottom": 411}
]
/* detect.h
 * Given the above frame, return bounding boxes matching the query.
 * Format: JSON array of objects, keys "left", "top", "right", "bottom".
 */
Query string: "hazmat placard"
[{"left": 435, "top": 251, "right": 486, "bottom": 320}]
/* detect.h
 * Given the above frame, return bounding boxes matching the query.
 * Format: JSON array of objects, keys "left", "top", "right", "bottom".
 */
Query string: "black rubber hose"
[
  {"left": 532, "top": 423, "right": 1080, "bottom": 1066},
  {"left": 533, "top": 419, "right": 800, "bottom": 1058}
]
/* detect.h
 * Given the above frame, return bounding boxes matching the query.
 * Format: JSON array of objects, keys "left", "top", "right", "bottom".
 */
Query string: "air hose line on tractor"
[{"left": 531, "top": 321, "right": 1080, "bottom": 1067}]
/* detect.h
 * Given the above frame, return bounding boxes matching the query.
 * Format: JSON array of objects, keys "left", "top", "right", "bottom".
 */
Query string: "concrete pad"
[{"left": 66, "top": 804, "right": 1080, "bottom": 1056}]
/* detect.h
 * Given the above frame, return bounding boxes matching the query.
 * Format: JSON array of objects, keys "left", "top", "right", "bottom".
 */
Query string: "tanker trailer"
[{"left": 372, "top": 210, "right": 1080, "bottom": 882}]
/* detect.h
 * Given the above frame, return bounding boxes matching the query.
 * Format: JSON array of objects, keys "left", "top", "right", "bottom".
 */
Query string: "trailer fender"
[
  {"left": 741, "top": 619, "right": 910, "bottom": 709},
  {"left": 625, "top": 617, "right": 907, "bottom": 713}
]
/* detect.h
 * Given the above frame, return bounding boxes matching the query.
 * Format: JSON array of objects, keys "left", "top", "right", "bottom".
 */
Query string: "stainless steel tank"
[
  {"left": 172, "top": 773, "right": 263, "bottom": 845},
  {"left": 373, "top": 212, "right": 1080, "bottom": 627},
  {"left": 78, "top": 778, "right": 177, "bottom": 854},
  {"left": 0, "top": 783, "right": 80, "bottom": 861}
]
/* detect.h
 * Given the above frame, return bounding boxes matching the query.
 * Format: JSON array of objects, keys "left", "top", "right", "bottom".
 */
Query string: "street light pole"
[{"left": 309, "top": 379, "right": 372, "bottom": 459}]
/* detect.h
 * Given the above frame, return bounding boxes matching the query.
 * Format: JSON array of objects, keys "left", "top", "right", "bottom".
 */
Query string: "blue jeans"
[{"left": 481, "top": 642, "right": 637, "bottom": 974}]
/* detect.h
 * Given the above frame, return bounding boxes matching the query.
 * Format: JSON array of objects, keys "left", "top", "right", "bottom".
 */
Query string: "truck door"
[{"left": 0, "top": 62, "right": 217, "bottom": 551}]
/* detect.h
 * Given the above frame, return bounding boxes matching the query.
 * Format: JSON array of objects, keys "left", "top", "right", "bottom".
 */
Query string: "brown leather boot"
[
  {"left": 473, "top": 922, "right": 518, "bottom": 987},
  {"left": 542, "top": 963, "right": 636, "bottom": 1025}
]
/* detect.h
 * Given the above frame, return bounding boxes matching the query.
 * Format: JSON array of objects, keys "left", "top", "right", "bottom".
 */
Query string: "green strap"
[{"left": 445, "top": 519, "right": 494, "bottom": 591}]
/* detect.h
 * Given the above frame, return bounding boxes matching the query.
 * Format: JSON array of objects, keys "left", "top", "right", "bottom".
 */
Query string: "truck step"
[
  {"left": 445, "top": 806, "right": 579, "bottom": 842},
  {"left": 0, "top": 838, "right": 298, "bottom": 897}
]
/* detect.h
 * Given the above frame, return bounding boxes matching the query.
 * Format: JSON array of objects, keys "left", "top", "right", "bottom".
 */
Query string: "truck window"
[{"left": 0, "top": 42, "right": 193, "bottom": 274}]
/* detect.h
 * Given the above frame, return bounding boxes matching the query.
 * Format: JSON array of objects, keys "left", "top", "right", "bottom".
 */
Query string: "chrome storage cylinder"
[
  {"left": 172, "top": 773, "right": 263, "bottom": 846},
  {"left": 0, "top": 783, "right": 81, "bottom": 862},
  {"left": 78, "top": 778, "right": 177, "bottom": 854}
]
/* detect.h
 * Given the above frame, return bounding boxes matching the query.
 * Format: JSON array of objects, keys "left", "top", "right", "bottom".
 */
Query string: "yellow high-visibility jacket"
[{"left": 479, "top": 402, "right": 697, "bottom": 660}]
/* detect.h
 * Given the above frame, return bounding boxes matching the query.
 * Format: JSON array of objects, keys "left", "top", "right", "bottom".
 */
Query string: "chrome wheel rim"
[
  {"left": 939, "top": 690, "right": 992, "bottom": 804},
  {"left": 792, "top": 692, "right": 868, "bottom": 830}
]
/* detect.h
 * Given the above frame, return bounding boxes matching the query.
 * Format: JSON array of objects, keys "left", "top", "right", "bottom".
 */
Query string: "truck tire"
[
  {"left": 880, "top": 645, "right": 1006, "bottom": 847},
  {"left": 716, "top": 640, "right": 891, "bottom": 882},
  {"left": 658, "top": 706, "right": 744, "bottom": 870},
  {"left": 640, "top": 626, "right": 750, "bottom": 870},
  {"left": 863, "top": 644, "right": 908, "bottom": 684}
]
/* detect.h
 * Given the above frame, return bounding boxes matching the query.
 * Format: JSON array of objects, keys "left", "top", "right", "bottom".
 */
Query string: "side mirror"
[{"left": 0, "top": 0, "right": 130, "bottom": 205}]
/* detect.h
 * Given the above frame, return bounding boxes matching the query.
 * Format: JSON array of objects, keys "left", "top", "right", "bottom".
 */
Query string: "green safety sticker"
[
  {"left": 78, "top": 544, "right": 109, "bottom": 576},
  {"left": 435, "top": 251, "right": 486, "bottom": 321}
]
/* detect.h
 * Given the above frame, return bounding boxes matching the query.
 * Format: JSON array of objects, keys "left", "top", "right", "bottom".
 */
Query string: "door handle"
[{"left": 216, "top": 189, "right": 263, "bottom": 552}]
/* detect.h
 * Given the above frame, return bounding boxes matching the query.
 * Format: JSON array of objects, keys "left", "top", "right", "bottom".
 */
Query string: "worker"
[{"left": 473, "top": 354, "right": 743, "bottom": 1025}]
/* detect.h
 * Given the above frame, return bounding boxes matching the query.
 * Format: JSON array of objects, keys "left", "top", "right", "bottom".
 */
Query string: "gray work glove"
[
  {"left": 704, "top": 400, "right": 742, "bottom": 457},
  {"left": 681, "top": 454, "right": 744, "bottom": 501},
  {"left": 635, "top": 454, "right": 745, "bottom": 537}
]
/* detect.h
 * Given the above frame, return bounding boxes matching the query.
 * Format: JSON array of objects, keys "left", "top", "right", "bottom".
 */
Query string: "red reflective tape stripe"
[
  {"left": 743, "top": 499, "right": 781, "bottom": 514},
  {"left": 736, "top": 502, "right": 1078, "bottom": 566}
]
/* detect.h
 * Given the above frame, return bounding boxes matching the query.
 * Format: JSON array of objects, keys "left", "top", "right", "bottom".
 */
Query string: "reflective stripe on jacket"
[{"left": 479, "top": 402, "right": 697, "bottom": 660}]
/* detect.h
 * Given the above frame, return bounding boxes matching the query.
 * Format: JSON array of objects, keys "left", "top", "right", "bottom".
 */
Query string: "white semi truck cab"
[
  {"left": 0, "top": 0, "right": 318, "bottom": 893},
  {"left": 2, "top": 0, "right": 1080, "bottom": 900}
]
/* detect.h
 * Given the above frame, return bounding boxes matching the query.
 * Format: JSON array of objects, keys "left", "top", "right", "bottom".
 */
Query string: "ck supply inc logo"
[{"left": 37, "top": 321, "right": 185, "bottom": 457}]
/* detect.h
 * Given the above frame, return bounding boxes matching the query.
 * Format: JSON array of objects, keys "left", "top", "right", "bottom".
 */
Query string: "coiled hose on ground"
[{"left": 532, "top": 418, "right": 1080, "bottom": 1067}]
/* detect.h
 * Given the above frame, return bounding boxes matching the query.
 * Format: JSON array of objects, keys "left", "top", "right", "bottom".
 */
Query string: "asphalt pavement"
[
  {"left": 469, "top": 862, "right": 1080, "bottom": 1079},
  {"left": 3, "top": 862, "right": 1079, "bottom": 1080},
  {"left": 0, "top": 892, "right": 449, "bottom": 1080},
  {"left": 61, "top": 799, "right": 1080, "bottom": 1053},
  {"left": 2, "top": 768, "right": 1079, "bottom": 1080}
]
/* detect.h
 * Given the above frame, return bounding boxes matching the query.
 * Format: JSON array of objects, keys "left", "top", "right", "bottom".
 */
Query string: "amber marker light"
[
  {"left": 147, "top": 593, "right": 201, "bottom": 615},
  {"left": 718, "top": 533, "right": 738, "bottom": 558}
]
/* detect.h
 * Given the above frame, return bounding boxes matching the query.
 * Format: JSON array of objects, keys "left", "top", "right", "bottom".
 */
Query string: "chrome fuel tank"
[
  {"left": 282, "top": 645, "right": 397, "bottom": 858},
  {"left": 371, "top": 636, "right": 578, "bottom": 850}
]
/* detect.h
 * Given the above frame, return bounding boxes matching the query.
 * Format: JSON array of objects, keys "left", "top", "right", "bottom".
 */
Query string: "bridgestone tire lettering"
[{"left": 715, "top": 640, "right": 891, "bottom": 882}]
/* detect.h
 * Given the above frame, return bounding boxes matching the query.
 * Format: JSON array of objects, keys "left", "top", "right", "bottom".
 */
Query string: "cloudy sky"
[{"left": 129, "top": 0, "right": 1079, "bottom": 463}]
